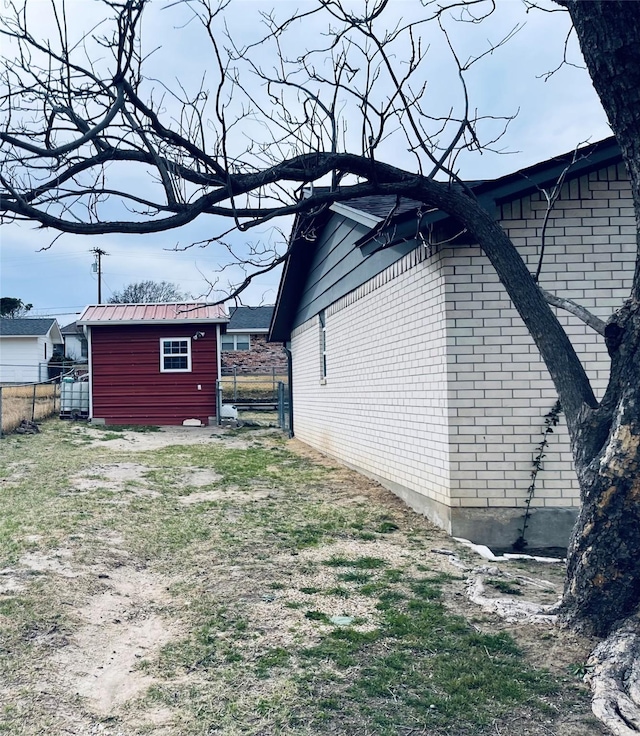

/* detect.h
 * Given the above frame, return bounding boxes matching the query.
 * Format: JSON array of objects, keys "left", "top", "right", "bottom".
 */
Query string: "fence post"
[
  {"left": 31, "top": 383, "right": 37, "bottom": 421},
  {"left": 216, "top": 379, "right": 222, "bottom": 426},
  {"left": 272, "top": 366, "right": 276, "bottom": 397},
  {"left": 277, "top": 381, "right": 283, "bottom": 429},
  {"left": 233, "top": 366, "right": 237, "bottom": 402},
  {"left": 0, "top": 386, "right": 3, "bottom": 437}
]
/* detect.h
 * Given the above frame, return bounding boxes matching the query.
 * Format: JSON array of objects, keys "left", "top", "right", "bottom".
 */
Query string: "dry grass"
[
  {"left": 0, "top": 420, "right": 606, "bottom": 736},
  {"left": 0, "top": 383, "right": 59, "bottom": 434},
  {"left": 219, "top": 373, "right": 287, "bottom": 400}
]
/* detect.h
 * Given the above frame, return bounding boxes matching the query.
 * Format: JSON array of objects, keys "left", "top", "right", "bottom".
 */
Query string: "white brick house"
[{"left": 270, "top": 138, "right": 635, "bottom": 549}]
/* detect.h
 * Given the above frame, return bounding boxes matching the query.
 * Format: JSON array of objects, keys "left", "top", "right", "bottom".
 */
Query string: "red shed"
[{"left": 78, "top": 303, "right": 228, "bottom": 426}]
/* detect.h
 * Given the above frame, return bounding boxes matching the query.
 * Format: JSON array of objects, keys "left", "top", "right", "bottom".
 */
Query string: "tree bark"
[
  {"left": 561, "top": 302, "right": 640, "bottom": 636},
  {"left": 554, "top": 1, "right": 640, "bottom": 636}
]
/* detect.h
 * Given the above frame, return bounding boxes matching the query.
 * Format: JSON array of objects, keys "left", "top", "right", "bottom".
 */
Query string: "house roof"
[
  {"left": 78, "top": 303, "right": 228, "bottom": 326},
  {"left": 0, "top": 317, "right": 60, "bottom": 338},
  {"left": 61, "top": 320, "right": 83, "bottom": 335},
  {"left": 270, "top": 136, "right": 623, "bottom": 342},
  {"left": 227, "top": 305, "right": 274, "bottom": 333}
]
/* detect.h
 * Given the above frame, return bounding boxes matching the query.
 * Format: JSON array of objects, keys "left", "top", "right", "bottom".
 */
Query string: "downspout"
[
  {"left": 216, "top": 323, "right": 222, "bottom": 426},
  {"left": 85, "top": 325, "right": 93, "bottom": 421},
  {"left": 284, "top": 341, "right": 293, "bottom": 438}
]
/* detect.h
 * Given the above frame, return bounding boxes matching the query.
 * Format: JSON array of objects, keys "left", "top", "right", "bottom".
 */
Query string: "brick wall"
[
  {"left": 221, "top": 334, "right": 287, "bottom": 373},
  {"left": 290, "top": 162, "right": 635, "bottom": 546},
  {"left": 292, "top": 246, "right": 454, "bottom": 527}
]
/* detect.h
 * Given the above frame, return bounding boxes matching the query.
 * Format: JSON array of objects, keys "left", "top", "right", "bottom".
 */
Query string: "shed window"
[
  {"left": 221, "top": 334, "right": 251, "bottom": 351},
  {"left": 160, "top": 338, "right": 192, "bottom": 372}
]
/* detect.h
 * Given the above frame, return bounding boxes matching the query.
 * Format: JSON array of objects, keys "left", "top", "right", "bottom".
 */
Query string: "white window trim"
[
  {"left": 319, "top": 310, "right": 327, "bottom": 382},
  {"left": 160, "top": 337, "right": 192, "bottom": 373},
  {"left": 221, "top": 334, "right": 251, "bottom": 351}
]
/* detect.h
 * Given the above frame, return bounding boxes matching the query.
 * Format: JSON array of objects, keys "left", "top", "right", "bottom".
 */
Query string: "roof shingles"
[
  {"left": 0, "top": 318, "right": 57, "bottom": 337},
  {"left": 227, "top": 306, "right": 274, "bottom": 332}
]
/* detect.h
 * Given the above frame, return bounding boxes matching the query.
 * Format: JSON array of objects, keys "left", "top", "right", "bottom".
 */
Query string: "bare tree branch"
[{"left": 540, "top": 288, "right": 606, "bottom": 335}]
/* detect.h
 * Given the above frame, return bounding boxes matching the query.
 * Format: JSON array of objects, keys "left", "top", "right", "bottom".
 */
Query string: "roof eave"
[{"left": 79, "top": 317, "right": 228, "bottom": 327}]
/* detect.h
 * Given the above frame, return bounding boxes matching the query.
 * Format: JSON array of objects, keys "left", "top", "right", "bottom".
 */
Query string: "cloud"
[{"left": 0, "top": 0, "right": 610, "bottom": 318}]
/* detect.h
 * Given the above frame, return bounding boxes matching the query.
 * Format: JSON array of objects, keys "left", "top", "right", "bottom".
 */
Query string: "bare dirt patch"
[
  {"left": 51, "top": 567, "right": 176, "bottom": 717},
  {"left": 0, "top": 422, "right": 607, "bottom": 736},
  {"left": 70, "top": 463, "right": 161, "bottom": 498},
  {"left": 81, "top": 424, "right": 270, "bottom": 451}
]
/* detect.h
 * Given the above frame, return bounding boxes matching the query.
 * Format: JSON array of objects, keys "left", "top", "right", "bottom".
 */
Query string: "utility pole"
[{"left": 91, "top": 248, "right": 108, "bottom": 303}]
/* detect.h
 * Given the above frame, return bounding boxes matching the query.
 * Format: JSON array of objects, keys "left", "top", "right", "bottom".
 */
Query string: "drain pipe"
[{"left": 283, "top": 342, "right": 293, "bottom": 438}]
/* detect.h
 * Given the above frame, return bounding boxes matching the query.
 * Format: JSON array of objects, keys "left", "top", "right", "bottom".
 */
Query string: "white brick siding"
[
  {"left": 290, "top": 163, "right": 634, "bottom": 545},
  {"left": 292, "top": 246, "right": 452, "bottom": 518}
]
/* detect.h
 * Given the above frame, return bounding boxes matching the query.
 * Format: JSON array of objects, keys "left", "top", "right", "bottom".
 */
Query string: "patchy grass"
[
  {"left": 0, "top": 419, "right": 603, "bottom": 736},
  {"left": 487, "top": 577, "right": 525, "bottom": 596},
  {"left": 90, "top": 423, "right": 162, "bottom": 433}
]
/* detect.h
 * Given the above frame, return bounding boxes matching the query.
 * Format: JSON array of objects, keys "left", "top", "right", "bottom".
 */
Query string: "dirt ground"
[{"left": 0, "top": 422, "right": 607, "bottom": 736}]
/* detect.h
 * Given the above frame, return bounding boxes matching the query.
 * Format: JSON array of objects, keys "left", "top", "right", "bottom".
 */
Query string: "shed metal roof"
[
  {"left": 0, "top": 317, "right": 59, "bottom": 337},
  {"left": 78, "top": 303, "right": 228, "bottom": 325}
]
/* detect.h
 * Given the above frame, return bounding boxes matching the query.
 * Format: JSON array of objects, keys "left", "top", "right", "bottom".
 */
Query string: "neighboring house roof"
[
  {"left": 78, "top": 303, "right": 228, "bottom": 325},
  {"left": 270, "top": 136, "right": 623, "bottom": 342},
  {"left": 226, "top": 306, "right": 274, "bottom": 333},
  {"left": 0, "top": 317, "right": 62, "bottom": 341},
  {"left": 61, "top": 320, "right": 84, "bottom": 335}
]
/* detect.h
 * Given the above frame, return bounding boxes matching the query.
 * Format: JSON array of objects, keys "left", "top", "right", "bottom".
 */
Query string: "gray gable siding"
[
  {"left": 271, "top": 137, "right": 623, "bottom": 343},
  {"left": 292, "top": 213, "right": 420, "bottom": 330}
]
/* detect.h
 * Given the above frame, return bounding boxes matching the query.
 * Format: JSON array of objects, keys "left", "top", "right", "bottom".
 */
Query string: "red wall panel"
[{"left": 90, "top": 324, "right": 218, "bottom": 425}]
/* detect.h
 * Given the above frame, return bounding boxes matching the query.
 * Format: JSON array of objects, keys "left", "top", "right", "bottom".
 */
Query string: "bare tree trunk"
[
  {"left": 561, "top": 302, "right": 640, "bottom": 636},
  {"left": 555, "top": 0, "right": 640, "bottom": 637}
]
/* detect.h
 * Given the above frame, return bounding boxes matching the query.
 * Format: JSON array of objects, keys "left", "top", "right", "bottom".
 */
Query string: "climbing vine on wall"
[{"left": 512, "top": 400, "right": 563, "bottom": 552}]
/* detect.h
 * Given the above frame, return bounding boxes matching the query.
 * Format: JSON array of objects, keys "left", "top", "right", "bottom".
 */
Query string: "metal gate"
[
  {"left": 277, "top": 381, "right": 290, "bottom": 432},
  {"left": 215, "top": 378, "right": 290, "bottom": 431}
]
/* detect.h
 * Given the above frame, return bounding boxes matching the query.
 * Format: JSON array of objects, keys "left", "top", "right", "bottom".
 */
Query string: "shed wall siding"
[{"left": 90, "top": 324, "right": 218, "bottom": 425}]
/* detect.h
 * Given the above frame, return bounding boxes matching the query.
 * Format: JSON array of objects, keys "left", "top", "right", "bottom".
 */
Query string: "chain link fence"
[
  {"left": 0, "top": 379, "right": 61, "bottom": 435},
  {"left": 218, "top": 367, "right": 287, "bottom": 405},
  {"left": 216, "top": 368, "right": 290, "bottom": 430}
]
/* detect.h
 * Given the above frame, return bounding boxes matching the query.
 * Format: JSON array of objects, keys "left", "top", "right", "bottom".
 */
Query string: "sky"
[{"left": 0, "top": 0, "right": 612, "bottom": 327}]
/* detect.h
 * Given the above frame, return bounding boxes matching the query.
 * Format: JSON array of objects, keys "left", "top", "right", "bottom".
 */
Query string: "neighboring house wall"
[
  {"left": 221, "top": 335, "right": 287, "bottom": 372},
  {"left": 64, "top": 333, "right": 88, "bottom": 361},
  {"left": 287, "top": 162, "right": 633, "bottom": 547},
  {"left": 89, "top": 324, "right": 219, "bottom": 425},
  {"left": 0, "top": 336, "right": 57, "bottom": 383}
]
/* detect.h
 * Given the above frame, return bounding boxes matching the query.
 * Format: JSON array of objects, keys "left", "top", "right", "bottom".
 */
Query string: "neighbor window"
[
  {"left": 160, "top": 338, "right": 192, "bottom": 372},
  {"left": 221, "top": 334, "right": 251, "bottom": 351}
]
